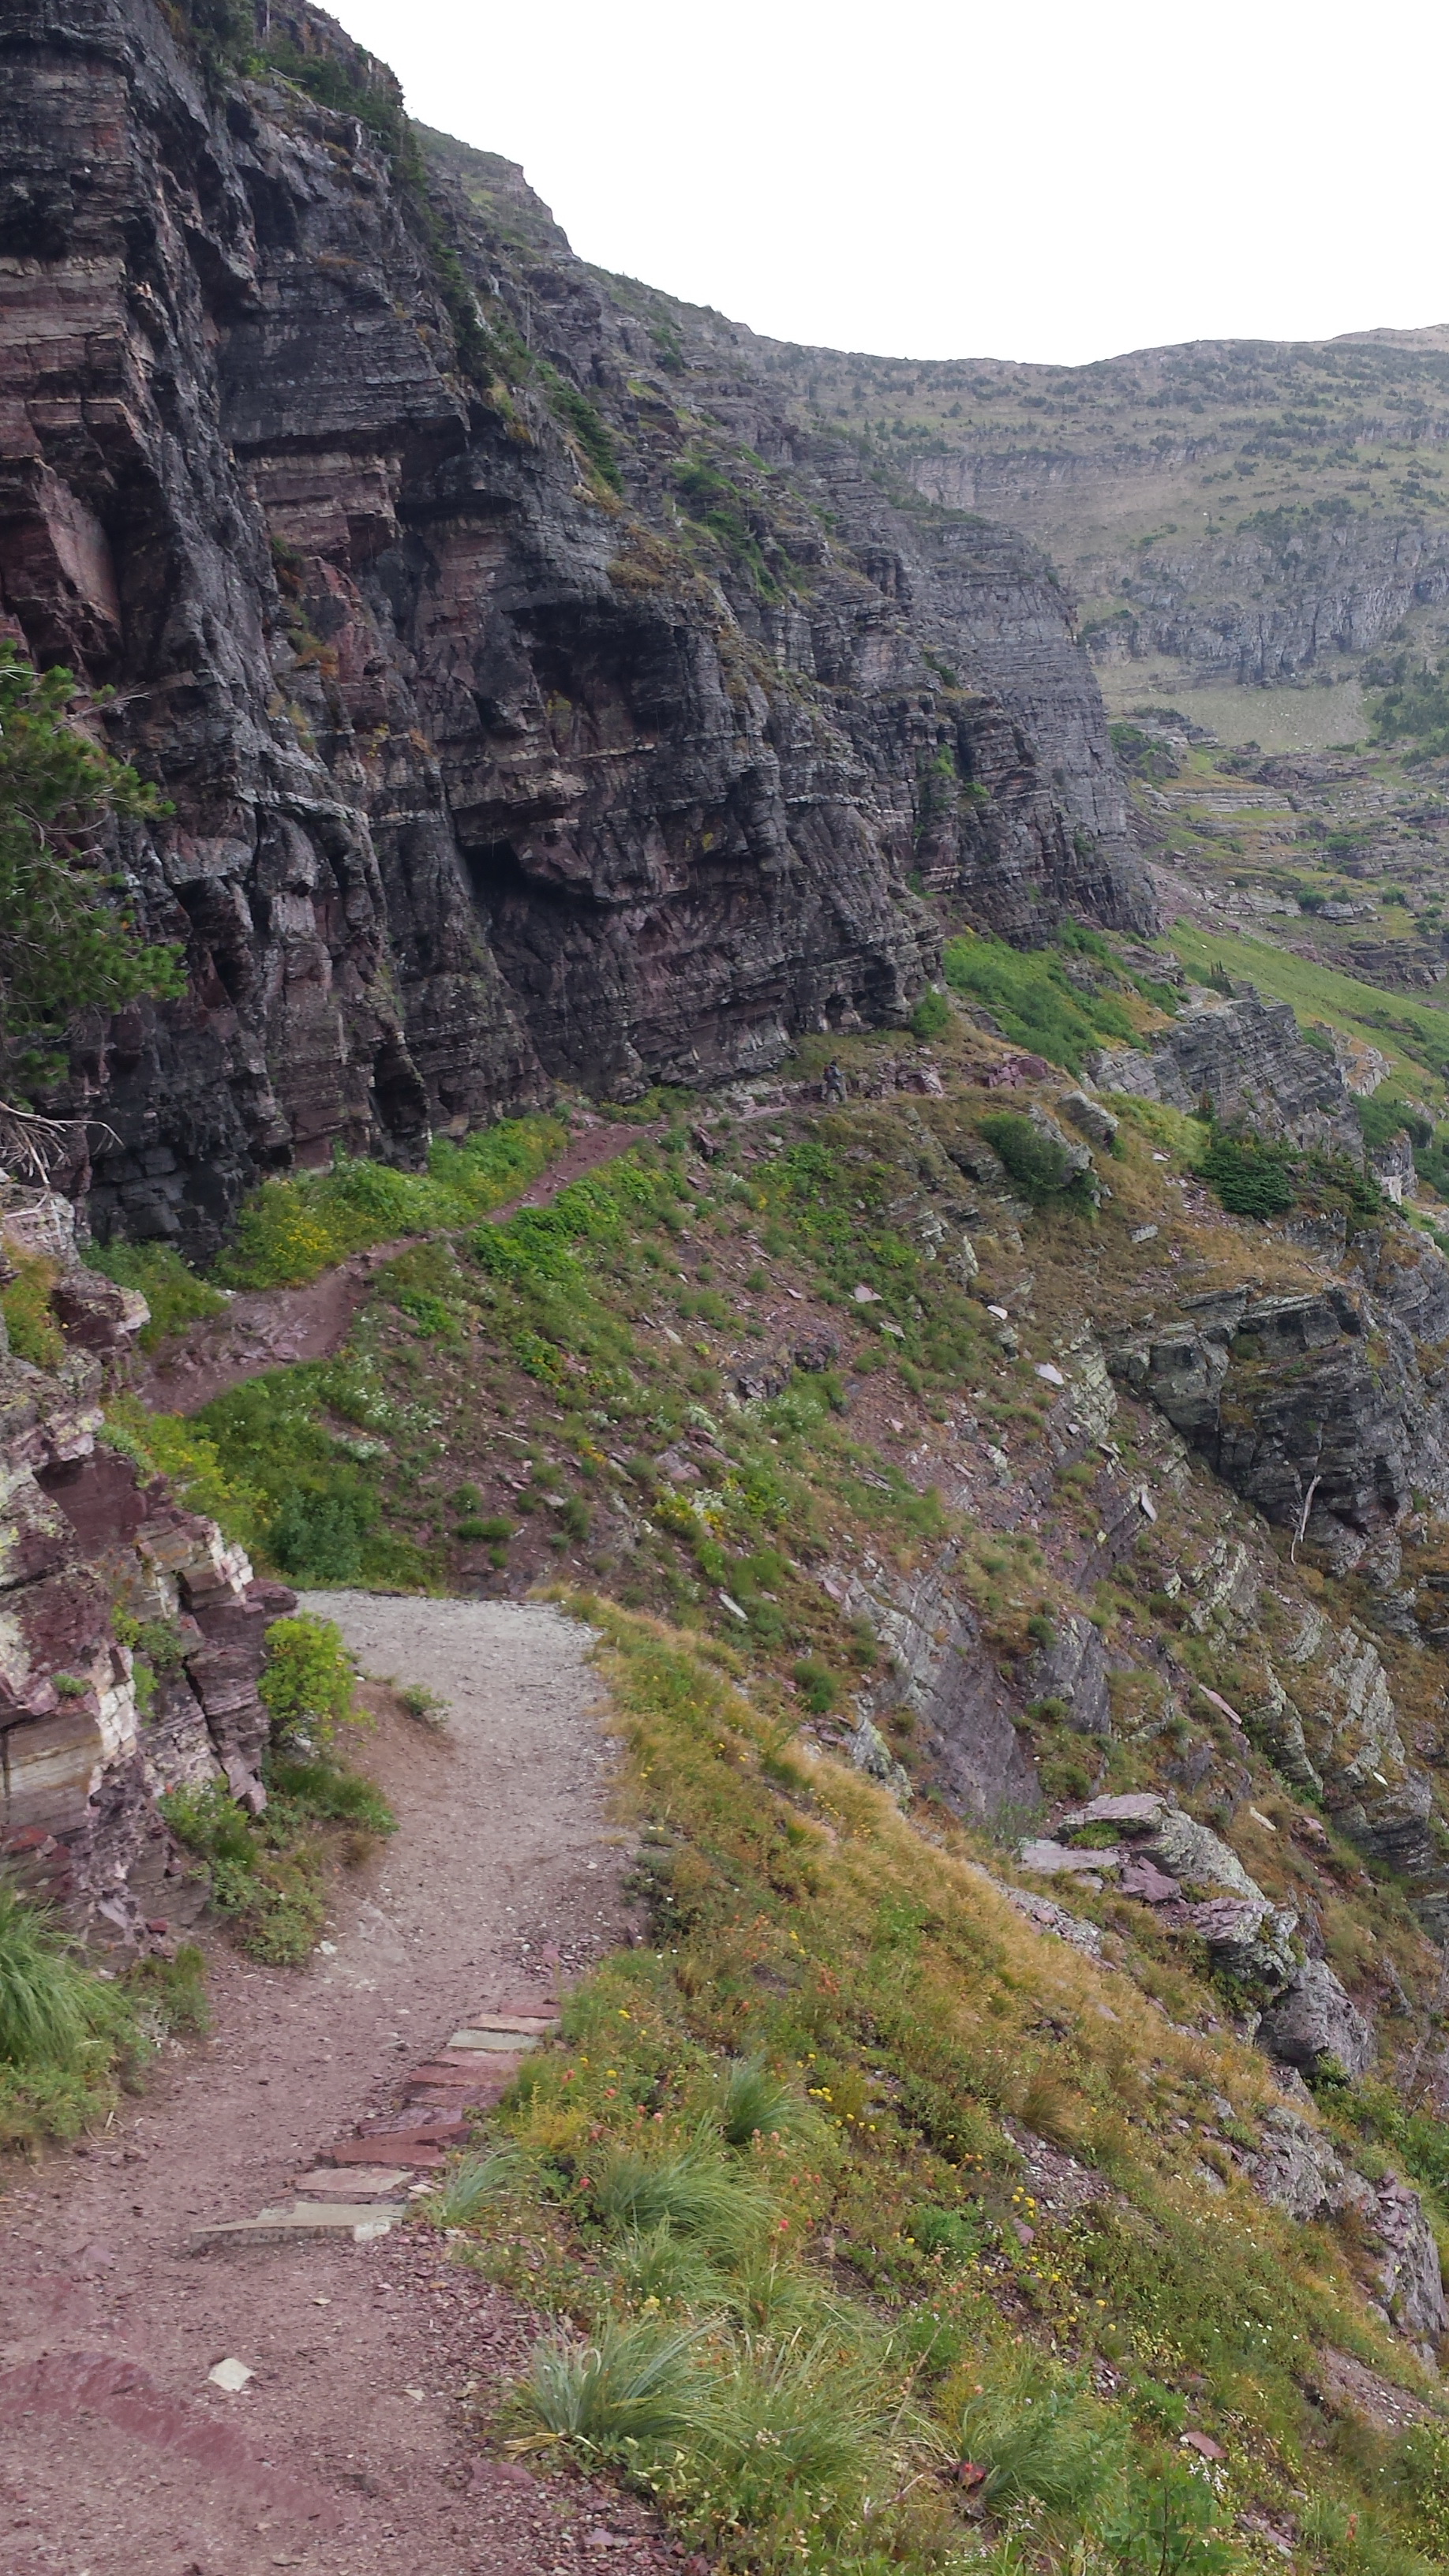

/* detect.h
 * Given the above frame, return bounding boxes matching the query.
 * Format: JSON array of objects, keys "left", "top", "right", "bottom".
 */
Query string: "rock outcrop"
[
  {"left": 1106, "top": 1237, "right": 1449, "bottom": 1558},
  {"left": 1249, "top": 2106, "right": 1447, "bottom": 2360},
  {"left": 1256, "top": 1958, "right": 1375, "bottom": 2080},
  {"left": 0, "top": 0, "right": 1152, "bottom": 1260},
  {"left": 0, "top": 1196, "right": 294, "bottom": 1943},
  {"left": 1088, "top": 990, "right": 1363, "bottom": 1152}
]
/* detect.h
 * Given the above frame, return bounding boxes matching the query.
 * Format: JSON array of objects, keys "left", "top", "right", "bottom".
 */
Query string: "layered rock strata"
[
  {"left": 0, "top": 0, "right": 1152, "bottom": 1260},
  {"left": 0, "top": 1199, "right": 294, "bottom": 1944}
]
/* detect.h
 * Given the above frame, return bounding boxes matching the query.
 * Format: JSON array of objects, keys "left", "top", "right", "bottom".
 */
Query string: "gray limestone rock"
[
  {"left": 1248, "top": 2109, "right": 1447, "bottom": 2358},
  {"left": 1058, "top": 1091, "right": 1121, "bottom": 1151},
  {"left": 1256, "top": 1958, "right": 1374, "bottom": 2079},
  {"left": 1023, "top": 1616, "right": 1114, "bottom": 1737},
  {"left": 1088, "top": 990, "right": 1362, "bottom": 1154}
]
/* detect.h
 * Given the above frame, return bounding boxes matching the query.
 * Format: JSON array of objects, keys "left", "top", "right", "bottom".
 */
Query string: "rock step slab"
[
  {"left": 358, "top": 2114, "right": 468, "bottom": 2144},
  {"left": 456, "top": 2012, "right": 559, "bottom": 2035},
  {"left": 399, "top": 2081, "right": 503, "bottom": 2102},
  {"left": 328, "top": 2135, "right": 447, "bottom": 2169},
  {"left": 190, "top": 2201, "right": 404, "bottom": 2250},
  {"left": 447, "top": 2029, "right": 541, "bottom": 2053},
  {"left": 289, "top": 2166, "right": 414, "bottom": 2198},
  {"left": 406, "top": 2054, "right": 521, "bottom": 2086}
]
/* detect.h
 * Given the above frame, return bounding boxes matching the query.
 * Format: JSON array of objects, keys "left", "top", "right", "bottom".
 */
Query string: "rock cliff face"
[
  {"left": 1088, "top": 990, "right": 1365, "bottom": 1154},
  {"left": 1106, "top": 1235, "right": 1449, "bottom": 1563},
  {"left": 0, "top": 0, "right": 1151, "bottom": 1259}
]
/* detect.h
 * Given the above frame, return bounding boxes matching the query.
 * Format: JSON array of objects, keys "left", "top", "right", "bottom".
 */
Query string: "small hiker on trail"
[{"left": 823, "top": 1058, "right": 846, "bottom": 1102}]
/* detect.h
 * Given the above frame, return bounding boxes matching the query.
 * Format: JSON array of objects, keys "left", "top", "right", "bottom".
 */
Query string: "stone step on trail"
[
  {"left": 405, "top": 2054, "right": 523, "bottom": 2087},
  {"left": 326, "top": 2134, "right": 447, "bottom": 2169},
  {"left": 188, "top": 1997, "right": 560, "bottom": 2252},
  {"left": 447, "top": 2028, "right": 541, "bottom": 2053},
  {"left": 190, "top": 2202, "right": 406, "bottom": 2251},
  {"left": 289, "top": 2166, "right": 414, "bottom": 2199}
]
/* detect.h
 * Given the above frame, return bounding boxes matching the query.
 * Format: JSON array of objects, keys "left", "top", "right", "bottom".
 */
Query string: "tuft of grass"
[
  {"left": 0, "top": 1876, "right": 107, "bottom": 2065},
  {"left": 956, "top": 2351, "right": 1120, "bottom": 2517},
  {"left": 713, "top": 2052, "right": 801, "bottom": 2148},
  {"left": 0, "top": 1881, "right": 204, "bottom": 2147},
  {"left": 590, "top": 2142, "right": 774, "bottom": 2255},
  {"left": 511, "top": 2315, "right": 703, "bottom": 2455},
  {"left": 430, "top": 2148, "right": 521, "bottom": 2228},
  {"left": 0, "top": 1252, "right": 62, "bottom": 1367}
]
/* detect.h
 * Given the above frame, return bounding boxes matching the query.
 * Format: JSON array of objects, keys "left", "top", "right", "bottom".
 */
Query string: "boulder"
[
  {"left": 1023, "top": 1617, "right": 1114, "bottom": 1738},
  {"left": 1058, "top": 1090, "right": 1121, "bottom": 1151},
  {"left": 1256, "top": 1958, "right": 1373, "bottom": 2079}
]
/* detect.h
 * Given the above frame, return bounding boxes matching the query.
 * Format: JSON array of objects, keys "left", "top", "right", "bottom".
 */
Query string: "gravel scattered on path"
[{"left": 0, "top": 1597, "right": 669, "bottom": 2576}]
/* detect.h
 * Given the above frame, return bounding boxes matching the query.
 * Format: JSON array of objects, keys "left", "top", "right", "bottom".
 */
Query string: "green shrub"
[
  {"left": 1199, "top": 1131, "right": 1297, "bottom": 1218},
  {"left": 908, "top": 989, "right": 952, "bottom": 1041},
  {"left": 0, "top": 645, "right": 183, "bottom": 1099},
  {"left": 1099, "top": 2454, "right": 1237, "bottom": 2574},
  {"left": 260, "top": 1614, "right": 358, "bottom": 1748},
  {"left": 268, "top": 1487, "right": 374, "bottom": 1584},
  {"left": 979, "top": 1110, "right": 1084, "bottom": 1205},
  {"left": 792, "top": 1655, "right": 840, "bottom": 1714}
]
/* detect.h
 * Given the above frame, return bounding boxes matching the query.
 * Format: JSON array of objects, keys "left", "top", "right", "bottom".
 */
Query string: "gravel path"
[{"left": 0, "top": 1600, "right": 674, "bottom": 2576}]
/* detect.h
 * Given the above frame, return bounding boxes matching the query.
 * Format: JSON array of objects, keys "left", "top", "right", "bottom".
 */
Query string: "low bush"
[
  {"left": 1199, "top": 1130, "right": 1297, "bottom": 1218},
  {"left": 979, "top": 1109, "right": 1091, "bottom": 1208},
  {"left": 260, "top": 1613, "right": 358, "bottom": 1750}
]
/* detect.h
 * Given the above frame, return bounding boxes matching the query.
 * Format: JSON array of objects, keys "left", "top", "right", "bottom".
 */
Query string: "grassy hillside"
[{"left": 100, "top": 983, "right": 1449, "bottom": 2569}]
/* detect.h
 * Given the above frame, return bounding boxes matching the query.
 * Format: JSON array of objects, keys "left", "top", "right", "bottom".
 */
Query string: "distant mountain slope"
[{"left": 732, "top": 325, "right": 1449, "bottom": 696}]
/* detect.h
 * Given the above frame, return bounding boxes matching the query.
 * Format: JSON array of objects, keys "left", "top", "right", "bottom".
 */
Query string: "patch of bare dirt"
[
  {"left": 138, "top": 1119, "right": 651, "bottom": 1417},
  {"left": 0, "top": 1599, "right": 677, "bottom": 2576}
]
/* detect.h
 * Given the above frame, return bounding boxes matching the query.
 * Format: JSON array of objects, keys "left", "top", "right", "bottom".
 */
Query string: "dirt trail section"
[
  {"left": 0, "top": 1600, "right": 674, "bottom": 2576},
  {"left": 138, "top": 1118, "right": 650, "bottom": 1417}
]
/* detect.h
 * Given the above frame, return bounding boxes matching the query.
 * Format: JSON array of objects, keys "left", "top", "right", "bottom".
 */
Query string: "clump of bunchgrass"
[
  {"left": 712, "top": 2050, "right": 801, "bottom": 2148},
  {"left": 509, "top": 2314, "right": 703, "bottom": 2457},
  {"left": 431, "top": 2147, "right": 522, "bottom": 2229},
  {"left": 590, "top": 2140, "right": 775, "bottom": 2256},
  {"left": 0, "top": 1877, "right": 108, "bottom": 2066}
]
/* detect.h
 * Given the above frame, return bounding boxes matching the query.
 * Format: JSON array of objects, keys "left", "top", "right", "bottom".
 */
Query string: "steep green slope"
[{"left": 109, "top": 980, "right": 1449, "bottom": 2570}]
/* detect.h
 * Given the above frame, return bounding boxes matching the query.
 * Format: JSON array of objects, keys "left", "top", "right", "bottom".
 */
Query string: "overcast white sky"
[{"left": 328, "top": 0, "right": 1447, "bottom": 368}]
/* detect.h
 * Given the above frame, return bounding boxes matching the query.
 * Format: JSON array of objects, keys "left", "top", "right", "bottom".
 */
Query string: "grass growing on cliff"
[
  {"left": 86, "top": 1241, "right": 226, "bottom": 1349},
  {"left": 437, "top": 1604, "right": 1449, "bottom": 2575},
  {"left": 942, "top": 930, "right": 1155, "bottom": 1073},
  {"left": 212, "top": 1114, "right": 566, "bottom": 1291},
  {"left": 1159, "top": 923, "right": 1449, "bottom": 1110}
]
